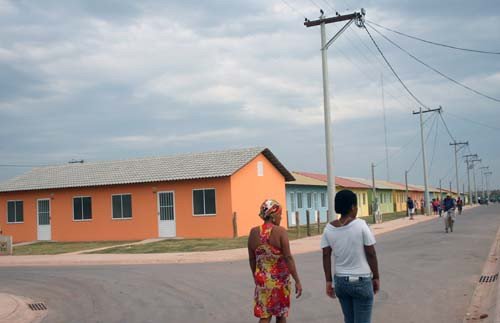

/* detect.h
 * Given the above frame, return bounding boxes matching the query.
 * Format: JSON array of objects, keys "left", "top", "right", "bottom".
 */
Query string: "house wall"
[
  {"left": 367, "top": 189, "right": 395, "bottom": 214},
  {"left": 392, "top": 190, "right": 407, "bottom": 212},
  {"left": 0, "top": 177, "right": 234, "bottom": 243},
  {"left": 230, "top": 154, "right": 287, "bottom": 236}
]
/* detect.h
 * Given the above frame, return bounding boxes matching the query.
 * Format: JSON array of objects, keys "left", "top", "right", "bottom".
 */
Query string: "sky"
[{"left": 0, "top": 0, "right": 499, "bottom": 193}]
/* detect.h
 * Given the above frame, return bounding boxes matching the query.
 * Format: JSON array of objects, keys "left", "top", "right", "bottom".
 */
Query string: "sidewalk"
[{"left": 0, "top": 213, "right": 443, "bottom": 267}]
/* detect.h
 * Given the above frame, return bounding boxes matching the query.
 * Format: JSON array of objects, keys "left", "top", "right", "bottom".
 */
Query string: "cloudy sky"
[{"left": 1, "top": 0, "right": 499, "bottom": 192}]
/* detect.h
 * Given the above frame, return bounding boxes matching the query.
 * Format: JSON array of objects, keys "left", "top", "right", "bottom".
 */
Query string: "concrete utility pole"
[
  {"left": 371, "top": 162, "right": 377, "bottom": 223},
  {"left": 464, "top": 154, "right": 477, "bottom": 205},
  {"left": 450, "top": 141, "right": 468, "bottom": 200},
  {"left": 413, "top": 107, "right": 441, "bottom": 215},
  {"left": 479, "top": 166, "right": 489, "bottom": 200},
  {"left": 439, "top": 179, "right": 442, "bottom": 200},
  {"left": 381, "top": 74, "right": 390, "bottom": 181},
  {"left": 485, "top": 171, "right": 493, "bottom": 201},
  {"left": 305, "top": 9, "right": 366, "bottom": 221},
  {"left": 471, "top": 158, "right": 481, "bottom": 203}
]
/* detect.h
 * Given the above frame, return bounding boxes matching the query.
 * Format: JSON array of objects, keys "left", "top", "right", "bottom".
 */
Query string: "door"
[
  {"left": 158, "top": 191, "right": 176, "bottom": 237},
  {"left": 37, "top": 199, "right": 51, "bottom": 240}
]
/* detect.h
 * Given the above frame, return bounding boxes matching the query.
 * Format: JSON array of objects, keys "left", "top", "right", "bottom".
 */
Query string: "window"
[
  {"left": 290, "top": 192, "right": 296, "bottom": 211},
  {"left": 257, "top": 161, "right": 264, "bottom": 176},
  {"left": 112, "top": 194, "right": 132, "bottom": 219},
  {"left": 297, "top": 192, "right": 303, "bottom": 209},
  {"left": 320, "top": 192, "right": 326, "bottom": 207},
  {"left": 73, "top": 197, "right": 92, "bottom": 220},
  {"left": 7, "top": 201, "right": 23, "bottom": 223},
  {"left": 307, "top": 192, "right": 312, "bottom": 208},
  {"left": 193, "top": 189, "right": 216, "bottom": 216},
  {"left": 363, "top": 193, "right": 366, "bottom": 205},
  {"left": 313, "top": 193, "right": 318, "bottom": 209}
]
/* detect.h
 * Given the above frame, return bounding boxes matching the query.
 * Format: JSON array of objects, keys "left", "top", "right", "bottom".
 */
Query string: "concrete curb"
[
  {"left": 463, "top": 222, "right": 500, "bottom": 322},
  {"left": 0, "top": 293, "right": 47, "bottom": 323}
]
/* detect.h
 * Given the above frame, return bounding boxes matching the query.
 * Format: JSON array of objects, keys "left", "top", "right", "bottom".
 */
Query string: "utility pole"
[
  {"left": 485, "top": 171, "right": 493, "bottom": 201},
  {"left": 470, "top": 158, "right": 481, "bottom": 203},
  {"left": 450, "top": 141, "right": 468, "bottom": 200},
  {"left": 479, "top": 166, "right": 489, "bottom": 200},
  {"left": 449, "top": 181, "right": 452, "bottom": 196},
  {"left": 413, "top": 107, "right": 441, "bottom": 215},
  {"left": 305, "top": 9, "right": 365, "bottom": 221},
  {"left": 381, "top": 74, "right": 390, "bottom": 181},
  {"left": 439, "top": 179, "right": 442, "bottom": 200},
  {"left": 463, "top": 183, "right": 465, "bottom": 202},
  {"left": 371, "top": 162, "right": 377, "bottom": 223},
  {"left": 464, "top": 154, "right": 477, "bottom": 205}
]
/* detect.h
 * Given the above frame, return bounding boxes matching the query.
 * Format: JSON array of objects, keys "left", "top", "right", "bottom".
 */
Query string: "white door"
[
  {"left": 37, "top": 199, "right": 51, "bottom": 240},
  {"left": 158, "top": 191, "right": 176, "bottom": 237}
]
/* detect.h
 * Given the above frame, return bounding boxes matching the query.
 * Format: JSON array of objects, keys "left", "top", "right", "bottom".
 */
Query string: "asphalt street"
[{"left": 1, "top": 205, "right": 498, "bottom": 323}]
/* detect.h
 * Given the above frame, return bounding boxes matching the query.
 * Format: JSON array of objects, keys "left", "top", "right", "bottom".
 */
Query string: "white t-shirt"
[{"left": 320, "top": 218, "right": 376, "bottom": 276}]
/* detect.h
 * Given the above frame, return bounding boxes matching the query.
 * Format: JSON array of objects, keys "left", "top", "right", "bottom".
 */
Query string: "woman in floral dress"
[{"left": 248, "top": 199, "right": 302, "bottom": 323}]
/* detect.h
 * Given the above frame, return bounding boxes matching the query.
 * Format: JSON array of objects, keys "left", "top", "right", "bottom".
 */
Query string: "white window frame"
[
  {"left": 73, "top": 196, "right": 92, "bottom": 222},
  {"left": 297, "top": 192, "right": 303, "bottom": 209},
  {"left": 111, "top": 193, "right": 133, "bottom": 220},
  {"left": 306, "top": 192, "right": 312, "bottom": 209},
  {"left": 320, "top": 192, "right": 326, "bottom": 208},
  {"left": 192, "top": 188, "right": 217, "bottom": 216},
  {"left": 290, "top": 192, "right": 296, "bottom": 212},
  {"left": 257, "top": 161, "right": 264, "bottom": 177},
  {"left": 6, "top": 200, "right": 24, "bottom": 224}
]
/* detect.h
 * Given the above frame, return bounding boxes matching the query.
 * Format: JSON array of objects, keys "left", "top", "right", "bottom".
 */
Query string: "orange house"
[{"left": 0, "top": 147, "right": 294, "bottom": 243}]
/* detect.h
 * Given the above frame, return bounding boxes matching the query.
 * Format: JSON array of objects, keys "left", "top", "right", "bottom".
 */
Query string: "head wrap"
[{"left": 259, "top": 199, "right": 282, "bottom": 220}]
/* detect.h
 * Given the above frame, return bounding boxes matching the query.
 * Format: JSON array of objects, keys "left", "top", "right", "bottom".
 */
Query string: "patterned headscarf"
[{"left": 259, "top": 199, "right": 282, "bottom": 220}]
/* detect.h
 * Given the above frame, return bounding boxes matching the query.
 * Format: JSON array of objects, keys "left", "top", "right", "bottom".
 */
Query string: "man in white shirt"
[{"left": 321, "top": 190, "right": 380, "bottom": 323}]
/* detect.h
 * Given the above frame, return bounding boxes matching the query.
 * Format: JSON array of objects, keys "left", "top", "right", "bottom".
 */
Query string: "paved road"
[{"left": 1, "top": 205, "right": 498, "bottom": 323}]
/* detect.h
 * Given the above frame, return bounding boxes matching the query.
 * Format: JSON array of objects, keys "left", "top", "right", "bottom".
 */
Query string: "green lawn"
[
  {"left": 13, "top": 241, "right": 137, "bottom": 255},
  {"left": 88, "top": 237, "right": 249, "bottom": 254}
]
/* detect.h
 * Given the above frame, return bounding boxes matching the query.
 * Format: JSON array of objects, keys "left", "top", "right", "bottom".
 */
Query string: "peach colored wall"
[
  {"left": 230, "top": 154, "right": 287, "bottom": 237},
  {"left": 0, "top": 177, "right": 233, "bottom": 242}
]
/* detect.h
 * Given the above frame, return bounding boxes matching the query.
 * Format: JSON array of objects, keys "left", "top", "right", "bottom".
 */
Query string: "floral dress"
[{"left": 253, "top": 223, "right": 291, "bottom": 318}]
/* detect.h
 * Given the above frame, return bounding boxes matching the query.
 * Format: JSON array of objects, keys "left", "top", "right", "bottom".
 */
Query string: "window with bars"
[
  {"left": 193, "top": 189, "right": 216, "bottom": 216},
  {"left": 112, "top": 194, "right": 132, "bottom": 219},
  {"left": 73, "top": 197, "right": 92, "bottom": 221},
  {"left": 7, "top": 201, "right": 23, "bottom": 223},
  {"left": 306, "top": 192, "right": 312, "bottom": 209},
  {"left": 320, "top": 192, "right": 326, "bottom": 207},
  {"left": 290, "top": 192, "right": 296, "bottom": 211}
]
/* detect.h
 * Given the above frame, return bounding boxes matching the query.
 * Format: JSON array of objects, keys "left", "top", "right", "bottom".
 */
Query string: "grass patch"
[
  {"left": 13, "top": 241, "right": 137, "bottom": 255},
  {"left": 88, "top": 237, "right": 249, "bottom": 254},
  {"left": 365, "top": 211, "right": 409, "bottom": 224},
  {"left": 88, "top": 212, "right": 411, "bottom": 254}
]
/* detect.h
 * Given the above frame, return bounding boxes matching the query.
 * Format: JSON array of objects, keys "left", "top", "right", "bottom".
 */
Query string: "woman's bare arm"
[
  {"left": 280, "top": 228, "right": 302, "bottom": 297},
  {"left": 247, "top": 228, "right": 257, "bottom": 277}
]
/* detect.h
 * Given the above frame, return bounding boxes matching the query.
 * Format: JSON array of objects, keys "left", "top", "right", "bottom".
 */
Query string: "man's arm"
[{"left": 364, "top": 245, "right": 380, "bottom": 294}]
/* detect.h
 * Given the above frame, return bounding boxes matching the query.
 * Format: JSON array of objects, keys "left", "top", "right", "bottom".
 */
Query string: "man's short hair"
[{"left": 335, "top": 189, "right": 357, "bottom": 215}]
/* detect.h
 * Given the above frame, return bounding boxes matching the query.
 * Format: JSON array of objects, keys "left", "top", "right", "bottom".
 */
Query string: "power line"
[
  {"left": 408, "top": 112, "right": 439, "bottom": 172},
  {"left": 279, "top": 0, "right": 309, "bottom": 20},
  {"left": 438, "top": 109, "right": 456, "bottom": 141},
  {"left": 445, "top": 110, "right": 500, "bottom": 132},
  {"left": 362, "top": 24, "right": 430, "bottom": 109},
  {"left": 366, "top": 22, "right": 500, "bottom": 104},
  {"left": 428, "top": 113, "right": 440, "bottom": 177},
  {"left": 366, "top": 20, "right": 500, "bottom": 55},
  {"left": 307, "top": 0, "right": 323, "bottom": 10},
  {"left": 0, "top": 164, "right": 54, "bottom": 167}
]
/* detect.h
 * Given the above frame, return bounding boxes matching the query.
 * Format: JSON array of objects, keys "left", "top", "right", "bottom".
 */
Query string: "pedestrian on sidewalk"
[
  {"left": 438, "top": 198, "right": 443, "bottom": 217},
  {"left": 321, "top": 190, "right": 380, "bottom": 323},
  {"left": 248, "top": 199, "right": 302, "bottom": 323}
]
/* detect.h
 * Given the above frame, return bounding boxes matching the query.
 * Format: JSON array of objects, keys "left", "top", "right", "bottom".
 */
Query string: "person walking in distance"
[
  {"left": 248, "top": 199, "right": 302, "bottom": 323},
  {"left": 406, "top": 197, "right": 414, "bottom": 220},
  {"left": 456, "top": 197, "right": 463, "bottom": 215},
  {"left": 321, "top": 190, "right": 380, "bottom": 323},
  {"left": 443, "top": 194, "right": 456, "bottom": 233}
]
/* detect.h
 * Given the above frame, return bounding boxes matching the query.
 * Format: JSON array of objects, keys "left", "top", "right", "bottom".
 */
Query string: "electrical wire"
[
  {"left": 438, "top": 109, "right": 456, "bottom": 142},
  {"left": 407, "top": 112, "right": 439, "bottom": 172},
  {"left": 366, "top": 22, "right": 500, "bottom": 104},
  {"left": 428, "top": 113, "right": 440, "bottom": 177},
  {"left": 363, "top": 24, "right": 430, "bottom": 109},
  {"left": 279, "top": 0, "right": 310, "bottom": 20},
  {"left": 366, "top": 20, "right": 500, "bottom": 55},
  {"left": 445, "top": 110, "right": 500, "bottom": 132}
]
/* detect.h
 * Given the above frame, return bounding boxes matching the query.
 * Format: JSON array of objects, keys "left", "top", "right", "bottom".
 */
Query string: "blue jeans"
[{"left": 334, "top": 276, "right": 374, "bottom": 323}]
